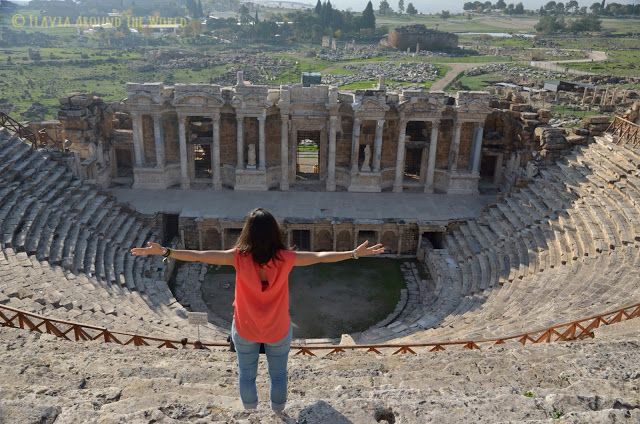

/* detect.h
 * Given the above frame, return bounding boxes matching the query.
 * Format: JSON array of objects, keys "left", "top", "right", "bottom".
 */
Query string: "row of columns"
[
  {"left": 132, "top": 112, "right": 484, "bottom": 192},
  {"left": 131, "top": 112, "right": 169, "bottom": 170},
  {"left": 581, "top": 87, "right": 629, "bottom": 106}
]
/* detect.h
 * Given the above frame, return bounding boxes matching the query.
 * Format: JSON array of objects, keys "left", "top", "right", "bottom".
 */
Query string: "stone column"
[
  {"left": 280, "top": 114, "right": 289, "bottom": 190},
  {"left": 448, "top": 120, "right": 462, "bottom": 171},
  {"left": 471, "top": 122, "right": 484, "bottom": 174},
  {"left": 153, "top": 113, "right": 165, "bottom": 168},
  {"left": 419, "top": 147, "right": 428, "bottom": 185},
  {"left": 373, "top": 119, "right": 384, "bottom": 172},
  {"left": 581, "top": 87, "right": 588, "bottom": 105},
  {"left": 396, "top": 227, "right": 403, "bottom": 257},
  {"left": 332, "top": 223, "right": 337, "bottom": 251},
  {"left": 236, "top": 114, "right": 244, "bottom": 169},
  {"left": 600, "top": 87, "right": 608, "bottom": 106},
  {"left": 212, "top": 113, "right": 221, "bottom": 190},
  {"left": 258, "top": 113, "right": 266, "bottom": 171},
  {"left": 220, "top": 227, "right": 226, "bottom": 249},
  {"left": 178, "top": 114, "right": 190, "bottom": 189},
  {"left": 131, "top": 112, "right": 144, "bottom": 166},
  {"left": 425, "top": 119, "right": 439, "bottom": 193},
  {"left": 494, "top": 153, "right": 504, "bottom": 185},
  {"left": 393, "top": 119, "right": 407, "bottom": 192},
  {"left": 350, "top": 118, "right": 361, "bottom": 174},
  {"left": 327, "top": 115, "right": 337, "bottom": 191}
]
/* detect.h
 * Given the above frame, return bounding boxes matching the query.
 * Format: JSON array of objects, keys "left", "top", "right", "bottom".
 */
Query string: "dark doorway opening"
[
  {"left": 115, "top": 148, "right": 133, "bottom": 178},
  {"left": 404, "top": 148, "right": 422, "bottom": 180},
  {"left": 423, "top": 232, "right": 444, "bottom": 249},
  {"left": 480, "top": 154, "right": 497, "bottom": 182},
  {"left": 406, "top": 121, "right": 428, "bottom": 142},
  {"left": 164, "top": 214, "right": 180, "bottom": 244},
  {"left": 292, "top": 230, "right": 311, "bottom": 250}
]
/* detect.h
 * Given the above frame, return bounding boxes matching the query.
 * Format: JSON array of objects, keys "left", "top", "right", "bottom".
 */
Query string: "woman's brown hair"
[{"left": 234, "top": 208, "right": 287, "bottom": 265}]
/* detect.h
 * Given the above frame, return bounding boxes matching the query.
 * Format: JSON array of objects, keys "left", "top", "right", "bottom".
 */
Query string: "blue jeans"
[{"left": 231, "top": 320, "right": 293, "bottom": 411}]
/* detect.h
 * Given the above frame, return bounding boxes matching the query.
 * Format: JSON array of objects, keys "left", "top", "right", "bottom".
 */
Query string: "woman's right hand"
[{"left": 130, "top": 242, "right": 164, "bottom": 257}]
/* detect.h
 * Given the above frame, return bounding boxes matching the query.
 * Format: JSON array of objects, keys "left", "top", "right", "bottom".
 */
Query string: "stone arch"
[
  {"left": 202, "top": 228, "right": 221, "bottom": 250},
  {"left": 336, "top": 230, "right": 352, "bottom": 251},
  {"left": 315, "top": 229, "right": 332, "bottom": 251},
  {"left": 382, "top": 231, "right": 397, "bottom": 254}
]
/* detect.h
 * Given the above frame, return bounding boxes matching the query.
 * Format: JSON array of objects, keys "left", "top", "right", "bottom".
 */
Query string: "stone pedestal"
[
  {"left": 133, "top": 164, "right": 182, "bottom": 189},
  {"left": 434, "top": 170, "right": 480, "bottom": 195},
  {"left": 234, "top": 168, "right": 268, "bottom": 191},
  {"left": 348, "top": 171, "right": 382, "bottom": 192}
]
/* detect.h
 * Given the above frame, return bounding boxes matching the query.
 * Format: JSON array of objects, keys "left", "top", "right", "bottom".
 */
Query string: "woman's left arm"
[{"left": 130, "top": 242, "right": 235, "bottom": 266}]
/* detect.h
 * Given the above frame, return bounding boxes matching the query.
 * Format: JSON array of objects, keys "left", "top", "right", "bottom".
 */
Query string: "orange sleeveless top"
[{"left": 232, "top": 248, "right": 296, "bottom": 343}]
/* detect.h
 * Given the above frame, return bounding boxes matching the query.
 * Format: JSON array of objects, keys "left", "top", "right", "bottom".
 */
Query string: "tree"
[
  {"left": 544, "top": 1, "right": 557, "bottom": 12},
  {"left": 361, "top": 1, "right": 376, "bottom": 28},
  {"left": 398, "top": 0, "right": 404, "bottom": 13},
  {"left": 514, "top": 2, "right": 524, "bottom": 14},
  {"left": 535, "top": 14, "right": 566, "bottom": 33},
  {"left": 495, "top": 0, "right": 506, "bottom": 9},
  {"left": 590, "top": 2, "right": 602, "bottom": 14},
  {"left": 441, "top": 10, "right": 451, "bottom": 19},
  {"left": 566, "top": 0, "right": 578, "bottom": 13},
  {"left": 238, "top": 4, "right": 251, "bottom": 25},
  {"left": 378, "top": 0, "right": 392, "bottom": 15},
  {"left": 568, "top": 13, "right": 602, "bottom": 31},
  {"left": 406, "top": 2, "right": 417, "bottom": 14},
  {"left": 314, "top": 0, "right": 322, "bottom": 14}
]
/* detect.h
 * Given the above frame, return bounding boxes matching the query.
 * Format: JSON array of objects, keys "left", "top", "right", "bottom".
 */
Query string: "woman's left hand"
[{"left": 355, "top": 240, "right": 384, "bottom": 257}]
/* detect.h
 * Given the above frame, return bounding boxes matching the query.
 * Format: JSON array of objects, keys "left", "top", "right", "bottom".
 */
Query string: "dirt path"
[
  {"left": 529, "top": 50, "right": 608, "bottom": 76},
  {"left": 430, "top": 63, "right": 477, "bottom": 92}
]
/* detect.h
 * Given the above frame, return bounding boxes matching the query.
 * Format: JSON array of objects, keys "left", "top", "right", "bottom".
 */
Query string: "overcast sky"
[{"left": 328, "top": 0, "right": 638, "bottom": 14}]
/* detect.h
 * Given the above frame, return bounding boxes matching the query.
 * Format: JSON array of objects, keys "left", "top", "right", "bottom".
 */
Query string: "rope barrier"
[{"left": 1, "top": 302, "right": 638, "bottom": 355}]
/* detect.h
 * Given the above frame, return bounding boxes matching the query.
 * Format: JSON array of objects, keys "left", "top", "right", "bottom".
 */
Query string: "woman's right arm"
[
  {"left": 294, "top": 240, "right": 384, "bottom": 267},
  {"left": 130, "top": 242, "right": 235, "bottom": 266}
]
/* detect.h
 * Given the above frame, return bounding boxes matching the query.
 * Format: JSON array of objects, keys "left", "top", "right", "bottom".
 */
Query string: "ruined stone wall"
[
  {"left": 142, "top": 115, "right": 156, "bottom": 166},
  {"left": 457, "top": 122, "right": 474, "bottom": 170},
  {"left": 163, "top": 113, "right": 180, "bottom": 164},
  {"left": 388, "top": 25, "right": 458, "bottom": 51},
  {"left": 266, "top": 115, "right": 281, "bottom": 167},
  {"left": 336, "top": 117, "right": 352, "bottom": 168},
  {"left": 381, "top": 118, "right": 399, "bottom": 170},
  {"left": 220, "top": 113, "right": 237, "bottom": 167},
  {"left": 435, "top": 120, "right": 453, "bottom": 169}
]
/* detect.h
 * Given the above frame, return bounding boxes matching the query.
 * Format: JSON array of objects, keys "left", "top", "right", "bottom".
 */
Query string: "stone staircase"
[
  {"left": 0, "top": 129, "right": 224, "bottom": 340},
  {"left": 0, "top": 325, "right": 638, "bottom": 423},
  {"left": 359, "top": 136, "right": 640, "bottom": 343}
]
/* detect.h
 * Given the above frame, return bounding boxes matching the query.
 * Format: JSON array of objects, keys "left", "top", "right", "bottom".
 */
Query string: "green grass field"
[
  {"left": 565, "top": 50, "right": 640, "bottom": 78},
  {"left": 198, "top": 258, "right": 407, "bottom": 338}
]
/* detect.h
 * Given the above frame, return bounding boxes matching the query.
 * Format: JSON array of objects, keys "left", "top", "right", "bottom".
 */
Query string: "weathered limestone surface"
[{"left": 0, "top": 326, "right": 638, "bottom": 423}]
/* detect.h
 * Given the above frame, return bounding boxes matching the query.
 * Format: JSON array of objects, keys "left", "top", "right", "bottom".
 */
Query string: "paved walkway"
[{"left": 110, "top": 189, "right": 496, "bottom": 223}]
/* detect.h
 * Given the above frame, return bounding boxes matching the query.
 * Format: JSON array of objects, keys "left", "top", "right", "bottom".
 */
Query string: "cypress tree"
[{"left": 362, "top": 1, "right": 376, "bottom": 29}]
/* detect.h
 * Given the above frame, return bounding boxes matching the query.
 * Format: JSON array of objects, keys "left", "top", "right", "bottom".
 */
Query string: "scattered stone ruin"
[{"left": 386, "top": 25, "right": 458, "bottom": 52}]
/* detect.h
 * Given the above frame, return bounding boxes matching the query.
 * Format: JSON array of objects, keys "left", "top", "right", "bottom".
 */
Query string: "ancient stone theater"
[{"left": 121, "top": 73, "right": 489, "bottom": 194}]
